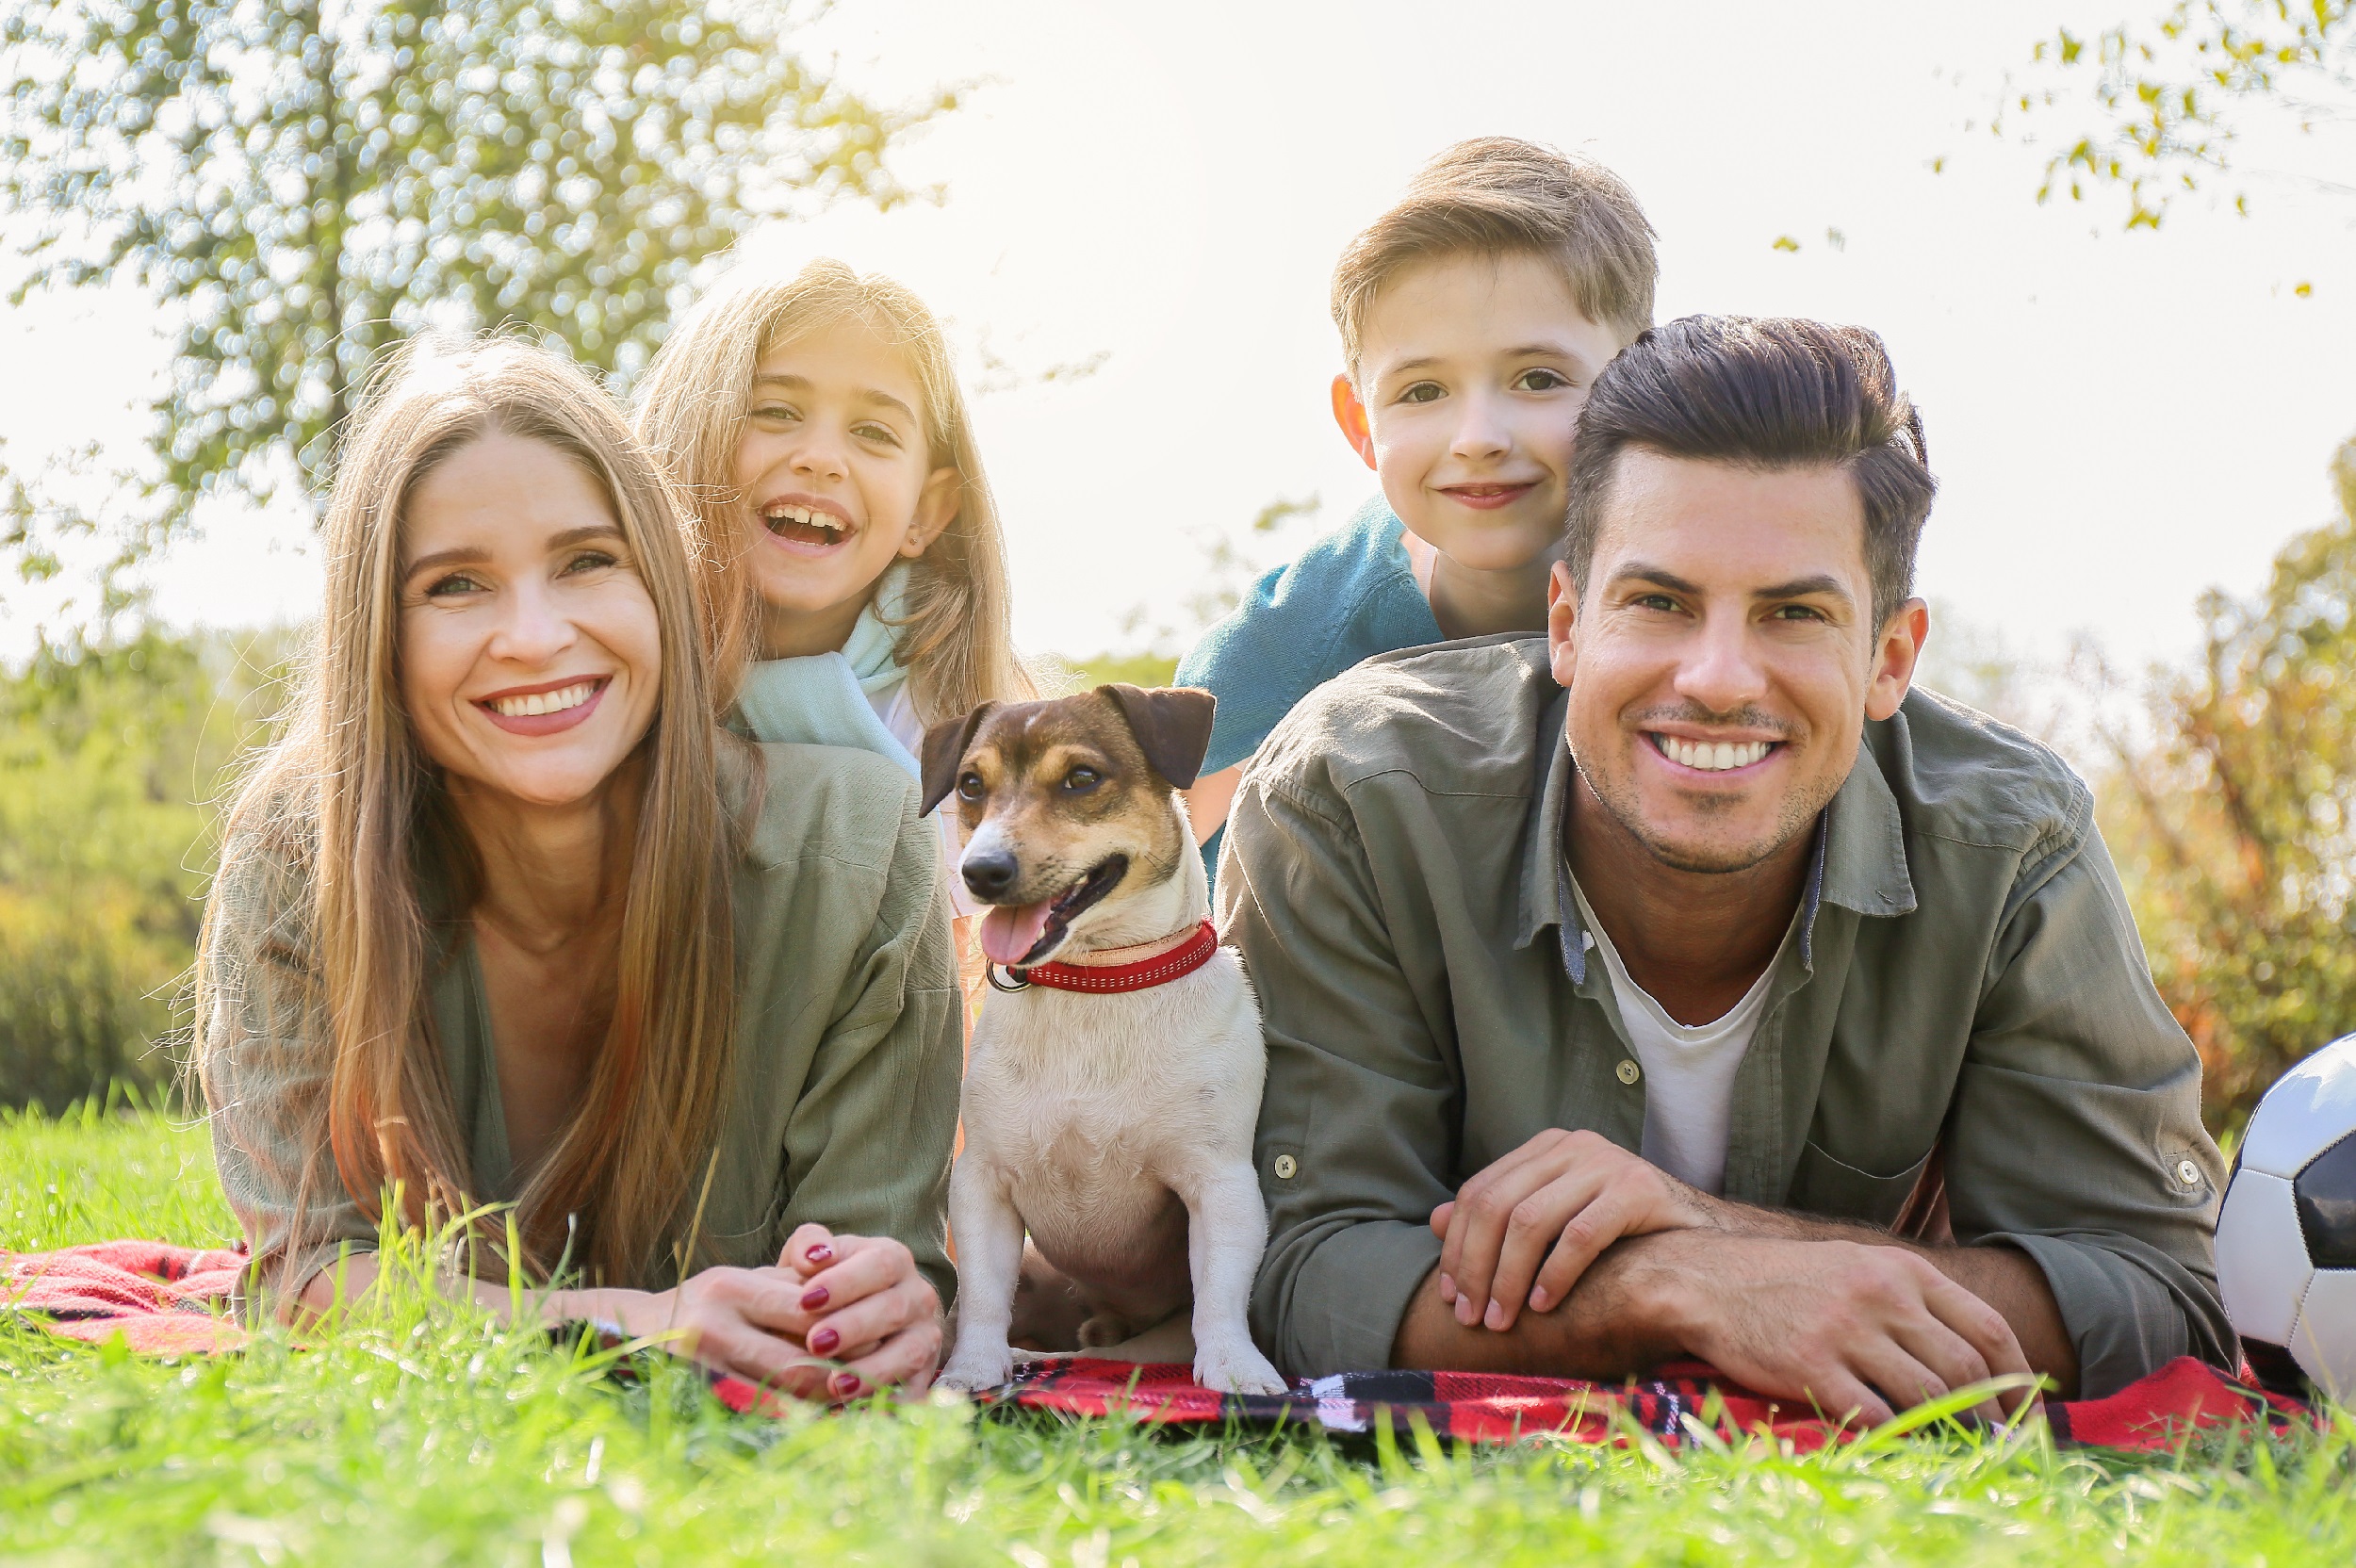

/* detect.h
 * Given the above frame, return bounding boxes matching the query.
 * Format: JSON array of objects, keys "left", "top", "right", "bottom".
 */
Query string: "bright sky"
[{"left": 2, "top": 0, "right": 2350, "bottom": 685}]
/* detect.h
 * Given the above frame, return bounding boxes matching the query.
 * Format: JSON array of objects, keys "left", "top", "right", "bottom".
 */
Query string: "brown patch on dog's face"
[{"left": 943, "top": 691, "right": 1194, "bottom": 963}]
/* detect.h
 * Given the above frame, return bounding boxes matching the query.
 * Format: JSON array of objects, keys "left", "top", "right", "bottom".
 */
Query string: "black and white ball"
[{"left": 2217, "top": 1033, "right": 2356, "bottom": 1398}]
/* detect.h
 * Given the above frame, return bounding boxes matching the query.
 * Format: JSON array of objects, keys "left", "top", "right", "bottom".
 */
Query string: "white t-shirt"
[{"left": 1566, "top": 876, "right": 1794, "bottom": 1196}]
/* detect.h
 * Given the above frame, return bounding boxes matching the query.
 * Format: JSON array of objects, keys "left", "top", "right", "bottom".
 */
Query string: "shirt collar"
[{"left": 1516, "top": 716, "right": 1918, "bottom": 978}]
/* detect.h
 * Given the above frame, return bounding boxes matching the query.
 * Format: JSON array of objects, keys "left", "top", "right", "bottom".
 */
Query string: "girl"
[
  {"left": 194, "top": 336, "right": 959, "bottom": 1401},
  {"left": 633, "top": 257, "right": 1031, "bottom": 930}
]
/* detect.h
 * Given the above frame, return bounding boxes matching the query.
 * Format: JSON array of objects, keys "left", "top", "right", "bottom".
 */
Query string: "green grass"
[{"left": 4, "top": 1108, "right": 2355, "bottom": 1565}]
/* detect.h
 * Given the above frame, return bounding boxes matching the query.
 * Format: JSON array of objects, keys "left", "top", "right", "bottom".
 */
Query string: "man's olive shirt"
[{"left": 1219, "top": 635, "right": 2231, "bottom": 1396}]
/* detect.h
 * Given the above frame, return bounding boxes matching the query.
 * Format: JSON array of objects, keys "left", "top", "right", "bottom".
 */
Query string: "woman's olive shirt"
[{"left": 200, "top": 742, "right": 964, "bottom": 1306}]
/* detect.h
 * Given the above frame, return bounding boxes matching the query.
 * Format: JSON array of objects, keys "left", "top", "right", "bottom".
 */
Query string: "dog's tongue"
[{"left": 980, "top": 902, "right": 1055, "bottom": 967}]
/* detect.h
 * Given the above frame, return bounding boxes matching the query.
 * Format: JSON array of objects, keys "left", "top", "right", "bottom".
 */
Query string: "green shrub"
[
  {"left": 0, "top": 629, "right": 290, "bottom": 1107},
  {"left": 1062, "top": 649, "right": 1182, "bottom": 690}
]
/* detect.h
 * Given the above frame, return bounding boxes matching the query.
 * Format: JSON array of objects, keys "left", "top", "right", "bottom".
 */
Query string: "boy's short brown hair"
[{"left": 1332, "top": 138, "right": 1659, "bottom": 377}]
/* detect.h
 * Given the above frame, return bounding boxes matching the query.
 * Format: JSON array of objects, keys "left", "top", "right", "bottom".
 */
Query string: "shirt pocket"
[{"left": 1788, "top": 1138, "right": 1937, "bottom": 1229}]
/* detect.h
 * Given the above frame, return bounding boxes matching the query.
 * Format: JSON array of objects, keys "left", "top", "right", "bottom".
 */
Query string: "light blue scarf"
[{"left": 734, "top": 564, "right": 920, "bottom": 778}]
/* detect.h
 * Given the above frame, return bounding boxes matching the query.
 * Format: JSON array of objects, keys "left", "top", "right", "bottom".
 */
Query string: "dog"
[{"left": 924, "top": 683, "right": 1286, "bottom": 1396}]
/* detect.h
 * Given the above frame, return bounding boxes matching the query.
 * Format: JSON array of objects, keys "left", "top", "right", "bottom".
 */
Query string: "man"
[{"left": 1222, "top": 316, "right": 2230, "bottom": 1418}]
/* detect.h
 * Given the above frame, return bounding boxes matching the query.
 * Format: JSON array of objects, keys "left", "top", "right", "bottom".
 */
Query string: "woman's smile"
[{"left": 475, "top": 675, "right": 610, "bottom": 736}]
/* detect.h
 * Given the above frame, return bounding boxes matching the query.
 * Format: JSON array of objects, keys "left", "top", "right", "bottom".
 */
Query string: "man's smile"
[{"left": 1644, "top": 730, "right": 1784, "bottom": 775}]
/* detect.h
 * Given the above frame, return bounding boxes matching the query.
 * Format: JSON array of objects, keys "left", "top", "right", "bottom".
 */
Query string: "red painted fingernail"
[
  {"left": 809, "top": 1326, "right": 840, "bottom": 1355},
  {"left": 805, "top": 1243, "right": 835, "bottom": 1266},
  {"left": 831, "top": 1372, "right": 861, "bottom": 1397},
  {"left": 801, "top": 1285, "right": 829, "bottom": 1311}
]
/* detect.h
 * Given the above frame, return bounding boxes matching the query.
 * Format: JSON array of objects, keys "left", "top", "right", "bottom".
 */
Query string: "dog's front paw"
[
  {"left": 935, "top": 1341, "right": 1016, "bottom": 1395},
  {"left": 1192, "top": 1338, "right": 1286, "bottom": 1396}
]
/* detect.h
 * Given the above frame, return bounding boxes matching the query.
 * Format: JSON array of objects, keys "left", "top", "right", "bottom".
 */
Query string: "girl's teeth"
[
  {"left": 1656, "top": 735, "right": 1772, "bottom": 772},
  {"left": 491, "top": 681, "right": 597, "bottom": 719},
  {"left": 763, "top": 503, "right": 844, "bottom": 536}
]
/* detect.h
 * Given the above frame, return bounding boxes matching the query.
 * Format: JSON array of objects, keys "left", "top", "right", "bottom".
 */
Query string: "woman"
[{"left": 193, "top": 336, "right": 958, "bottom": 1400}]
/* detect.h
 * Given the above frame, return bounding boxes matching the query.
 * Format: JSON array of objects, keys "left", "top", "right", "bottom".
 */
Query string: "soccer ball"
[{"left": 2217, "top": 1032, "right": 2356, "bottom": 1398}]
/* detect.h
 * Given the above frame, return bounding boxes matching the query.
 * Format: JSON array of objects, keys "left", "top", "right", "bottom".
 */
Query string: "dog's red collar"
[{"left": 995, "top": 920, "right": 1221, "bottom": 994}]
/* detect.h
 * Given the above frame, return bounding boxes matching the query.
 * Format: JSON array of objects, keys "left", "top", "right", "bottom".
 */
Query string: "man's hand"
[
  {"left": 1396, "top": 1227, "right": 2042, "bottom": 1427},
  {"left": 1431, "top": 1128, "right": 1715, "bottom": 1331},
  {"left": 1632, "top": 1230, "right": 2037, "bottom": 1425}
]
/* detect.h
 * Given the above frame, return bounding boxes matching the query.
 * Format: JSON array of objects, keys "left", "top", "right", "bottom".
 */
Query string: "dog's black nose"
[{"left": 962, "top": 849, "right": 1020, "bottom": 901}]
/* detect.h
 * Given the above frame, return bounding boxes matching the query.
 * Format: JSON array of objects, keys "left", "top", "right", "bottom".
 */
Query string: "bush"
[
  {"left": 2104, "top": 435, "right": 2356, "bottom": 1132},
  {"left": 0, "top": 629, "right": 290, "bottom": 1107}
]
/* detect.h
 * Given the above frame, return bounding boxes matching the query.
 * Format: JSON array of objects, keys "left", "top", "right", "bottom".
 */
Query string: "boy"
[{"left": 1178, "top": 137, "right": 1657, "bottom": 858}]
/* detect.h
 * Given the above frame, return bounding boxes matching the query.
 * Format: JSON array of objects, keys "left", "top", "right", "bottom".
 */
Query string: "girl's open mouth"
[
  {"left": 978, "top": 855, "right": 1131, "bottom": 967},
  {"left": 760, "top": 500, "right": 856, "bottom": 552},
  {"left": 477, "top": 678, "right": 609, "bottom": 737}
]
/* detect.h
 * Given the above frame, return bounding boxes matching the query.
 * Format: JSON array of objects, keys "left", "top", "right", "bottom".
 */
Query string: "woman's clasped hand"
[{"left": 579, "top": 1226, "right": 944, "bottom": 1402}]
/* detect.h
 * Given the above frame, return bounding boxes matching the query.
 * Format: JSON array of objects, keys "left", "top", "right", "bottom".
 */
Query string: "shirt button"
[
  {"left": 2176, "top": 1158, "right": 2201, "bottom": 1186},
  {"left": 1273, "top": 1154, "right": 1299, "bottom": 1180},
  {"left": 1615, "top": 1059, "right": 1642, "bottom": 1086}
]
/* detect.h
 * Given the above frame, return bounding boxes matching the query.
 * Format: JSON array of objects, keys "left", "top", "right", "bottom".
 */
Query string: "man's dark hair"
[{"left": 1564, "top": 316, "right": 1935, "bottom": 629}]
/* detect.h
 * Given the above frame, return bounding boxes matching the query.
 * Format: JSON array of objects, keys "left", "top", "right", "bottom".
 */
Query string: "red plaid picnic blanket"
[
  {"left": 6, "top": 1242, "right": 2315, "bottom": 1452},
  {"left": 957, "top": 1353, "right": 2313, "bottom": 1453},
  {"left": 2, "top": 1239, "right": 251, "bottom": 1354}
]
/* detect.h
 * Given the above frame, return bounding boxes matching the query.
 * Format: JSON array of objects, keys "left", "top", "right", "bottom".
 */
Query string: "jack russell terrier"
[{"left": 923, "top": 683, "right": 1286, "bottom": 1396}]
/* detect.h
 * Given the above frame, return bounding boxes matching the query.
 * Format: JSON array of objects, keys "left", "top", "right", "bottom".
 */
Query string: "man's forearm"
[
  {"left": 1393, "top": 1233, "right": 1682, "bottom": 1377},
  {"left": 1917, "top": 1242, "right": 2076, "bottom": 1396}
]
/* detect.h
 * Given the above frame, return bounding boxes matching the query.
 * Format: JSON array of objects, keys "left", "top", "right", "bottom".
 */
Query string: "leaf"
[{"left": 1996, "top": 0, "right": 2355, "bottom": 229}]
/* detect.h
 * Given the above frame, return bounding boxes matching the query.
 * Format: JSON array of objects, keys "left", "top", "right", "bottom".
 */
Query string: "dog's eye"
[
  {"left": 1062, "top": 765, "right": 1102, "bottom": 792},
  {"left": 957, "top": 772, "right": 985, "bottom": 802}
]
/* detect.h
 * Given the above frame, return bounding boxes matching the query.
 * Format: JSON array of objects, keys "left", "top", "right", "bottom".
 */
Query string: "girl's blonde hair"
[
  {"left": 632, "top": 255, "right": 1031, "bottom": 722},
  {"left": 195, "top": 335, "right": 742, "bottom": 1289}
]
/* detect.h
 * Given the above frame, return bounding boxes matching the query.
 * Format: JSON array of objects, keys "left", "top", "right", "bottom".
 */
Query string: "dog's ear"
[
  {"left": 1098, "top": 684, "right": 1218, "bottom": 790},
  {"left": 919, "top": 703, "right": 995, "bottom": 816}
]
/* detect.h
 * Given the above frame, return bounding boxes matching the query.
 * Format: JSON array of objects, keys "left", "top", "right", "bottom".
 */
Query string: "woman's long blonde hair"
[
  {"left": 195, "top": 335, "right": 742, "bottom": 1288},
  {"left": 632, "top": 255, "right": 1032, "bottom": 722}
]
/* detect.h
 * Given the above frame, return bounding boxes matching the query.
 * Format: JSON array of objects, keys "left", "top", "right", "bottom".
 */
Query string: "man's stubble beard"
[{"left": 1573, "top": 743, "right": 1839, "bottom": 876}]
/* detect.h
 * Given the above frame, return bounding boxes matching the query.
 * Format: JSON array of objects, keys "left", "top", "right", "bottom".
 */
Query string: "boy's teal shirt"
[{"left": 1176, "top": 495, "right": 1443, "bottom": 869}]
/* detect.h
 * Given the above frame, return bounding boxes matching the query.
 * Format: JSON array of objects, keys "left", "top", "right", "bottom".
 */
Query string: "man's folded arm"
[
  {"left": 1219, "top": 765, "right": 1463, "bottom": 1377},
  {"left": 1942, "top": 824, "right": 2235, "bottom": 1396}
]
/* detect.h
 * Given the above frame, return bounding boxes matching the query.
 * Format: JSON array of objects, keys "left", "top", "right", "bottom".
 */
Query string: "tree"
[
  {"left": 2003, "top": 0, "right": 2355, "bottom": 228},
  {"left": 0, "top": 628, "right": 290, "bottom": 1106},
  {"left": 0, "top": 0, "right": 947, "bottom": 588},
  {"left": 2102, "top": 435, "right": 2356, "bottom": 1127}
]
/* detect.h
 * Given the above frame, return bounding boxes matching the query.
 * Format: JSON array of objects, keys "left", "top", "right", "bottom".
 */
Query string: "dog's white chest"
[{"left": 962, "top": 962, "right": 1264, "bottom": 1170}]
